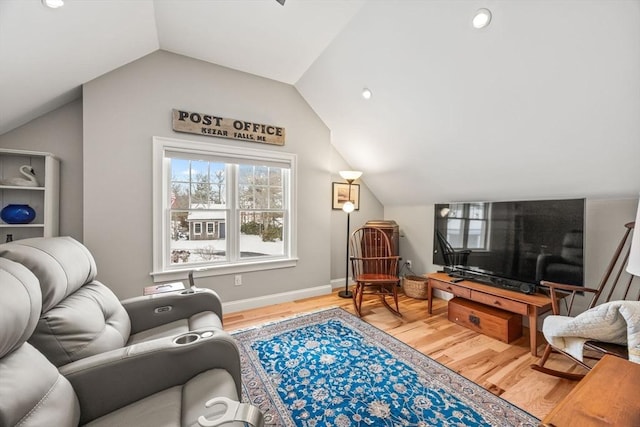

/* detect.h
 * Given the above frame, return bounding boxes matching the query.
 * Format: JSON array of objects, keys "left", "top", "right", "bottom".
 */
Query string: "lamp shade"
[
  {"left": 342, "top": 201, "right": 355, "bottom": 213},
  {"left": 627, "top": 198, "right": 640, "bottom": 276},
  {"left": 339, "top": 171, "right": 363, "bottom": 182}
]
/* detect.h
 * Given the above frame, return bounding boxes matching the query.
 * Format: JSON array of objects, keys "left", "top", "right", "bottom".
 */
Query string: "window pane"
[
  {"left": 169, "top": 210, "right": 227, "bottom": 265},
  {"left": 448, "top": 204, "right": 464, "bottom": 218},
  {"left": 238, "top": 164, "right": 284, "bottom": 210},
  {"left": 270, "top": 187, "right": 283, "bottom": 208},
  {"left": 209, "top": 165, "right": 226, "bottom": 206},
  {"left": 446, "top": 219, "right": 464, "bottom": 248},
  {"left": 171, "top": 158, "right": 191, "bottom": 183},
  {"left": 269, "top": 168, "right": 282, "bottom": 186},
  {"left": 171, "top": 183, "right": 189, "bottom": 209},
  {"left": 467, "top": 220, "right": 486, "bottom": 249},
  {"left": 238, "top": 164, "right": 252, "bottom": 185},
  {"left": 239, "top": 211, "right": 284, "bottom": 258},
  {"left": 191, "top": 182, "right": 213, "bottom": 207},
  {"left": 469, "top": 203, "right": 486, "bottom": 219}
]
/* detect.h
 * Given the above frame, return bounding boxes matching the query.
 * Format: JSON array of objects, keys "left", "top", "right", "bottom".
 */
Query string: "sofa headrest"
[
  {"left": 0, "top": 237, "right": 97, "bottom": 313},
  {"left": 0, "top": 258, "right": 41, "bottom": 358}
]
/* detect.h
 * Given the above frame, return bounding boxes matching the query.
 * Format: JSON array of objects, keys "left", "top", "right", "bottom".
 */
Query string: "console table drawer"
[
  {"left": 431, "top": 281, "right": 471, "bottom": 299},
  {"left": 470, "top": 291, "right": 528, "bottom": 315}
]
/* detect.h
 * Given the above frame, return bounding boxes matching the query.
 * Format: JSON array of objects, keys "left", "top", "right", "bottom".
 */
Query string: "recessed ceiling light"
[
  {"left": 362, "top": 88, "right": 372, "bottom": 100},
  {"left": 42, "top": 0, "right": 64, "bottom": 9},
  {"left": 473, "top": 8, "right": 491, "bottom": 29}
]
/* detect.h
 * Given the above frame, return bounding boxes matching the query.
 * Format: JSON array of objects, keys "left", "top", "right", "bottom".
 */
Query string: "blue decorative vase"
[{"left": 1, "top": 204, "right": 36, "bottom": 224}]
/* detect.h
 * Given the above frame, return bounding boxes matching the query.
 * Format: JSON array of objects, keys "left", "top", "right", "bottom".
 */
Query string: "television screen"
[{"left": 433, "top": 198, "right": 585, "bottom": 288}]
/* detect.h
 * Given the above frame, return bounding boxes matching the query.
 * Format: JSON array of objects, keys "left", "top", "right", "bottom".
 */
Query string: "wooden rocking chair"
[
  {"left": 531, "top": 221, "right": 638, "bottom": 380},
  {"left": 350, "top": 226, "right": 401, "bottom": 317}
]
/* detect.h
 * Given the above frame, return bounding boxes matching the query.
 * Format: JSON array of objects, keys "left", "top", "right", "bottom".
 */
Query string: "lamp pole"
[
  {"left": 337, "top": 171, "right": 362, "bottom": 299},
  {"left": 339, "top": 199, "right": 354, "bottom": 298}
]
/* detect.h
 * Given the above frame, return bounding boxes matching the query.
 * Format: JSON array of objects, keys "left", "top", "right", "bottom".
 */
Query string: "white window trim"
[{"left": 151, "top": 136, "right": 298, "bottom": 282}]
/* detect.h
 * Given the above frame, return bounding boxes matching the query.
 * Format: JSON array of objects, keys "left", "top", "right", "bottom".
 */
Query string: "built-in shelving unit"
[{"left": 0, "top": 149, "right": 60, "bottom": 241}]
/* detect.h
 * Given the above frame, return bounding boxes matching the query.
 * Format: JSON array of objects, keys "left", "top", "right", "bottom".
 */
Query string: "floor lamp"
[{"left": 338, "top": 170, "right": 362, "bottom": 299}]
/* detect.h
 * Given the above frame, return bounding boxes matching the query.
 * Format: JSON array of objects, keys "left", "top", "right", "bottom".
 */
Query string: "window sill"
[{"left": 150, "top": 258, "right": 298, "bottom": 283}]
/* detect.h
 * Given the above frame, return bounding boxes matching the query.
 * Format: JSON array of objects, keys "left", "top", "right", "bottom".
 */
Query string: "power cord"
[{"left": 399, "top": 261, "right": 417, "bottom": 278}]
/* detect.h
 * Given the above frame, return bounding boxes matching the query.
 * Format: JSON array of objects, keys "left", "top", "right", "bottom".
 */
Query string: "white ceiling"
[{"left": 2, "top": 0, "right": 639, "bottom": 206}]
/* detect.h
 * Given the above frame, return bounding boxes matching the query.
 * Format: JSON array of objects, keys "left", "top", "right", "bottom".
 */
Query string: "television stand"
[{"left": 426, "top": 272, "right": 552, "bottom": 356}]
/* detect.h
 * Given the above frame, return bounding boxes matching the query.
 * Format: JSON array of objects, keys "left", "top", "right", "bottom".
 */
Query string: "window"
[
  {"left": 152, "top": 137, "right": 297, "bottom": 281},
  {"left": 445, "top": 203, "right": 489, "bottom": 250}
]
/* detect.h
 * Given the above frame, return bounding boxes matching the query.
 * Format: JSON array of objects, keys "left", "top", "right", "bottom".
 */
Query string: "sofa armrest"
[
  {"left": 121, "top": 287, "right": 223, "bottom": 334},
  {"left": 60, "top": 329, "right": 240, "bottom": 424}
]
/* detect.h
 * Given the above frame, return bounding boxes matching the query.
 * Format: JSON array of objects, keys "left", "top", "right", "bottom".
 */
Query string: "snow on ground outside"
[{"left": 171, "top": 234, "right": 283, "bottom": 263}]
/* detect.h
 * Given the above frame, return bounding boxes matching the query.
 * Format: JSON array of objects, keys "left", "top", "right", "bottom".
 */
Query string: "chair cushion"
[
  {"left": 0, "top": 257, "right": 80, "bottom": 427},
  {"left": 0, "top": 236, "right": 98, "bottom": 312},
  {"left": 29, "top": 281, "right": 131, "bottom": 367},
  {"left": 0, "top": 343, "right": 80, "bottom": 427},
  {"left": 0, "top": 258, "right": 41, "bottom": 357},
  {"left": 127, "top": 312, "right": 222, "bottom": 346},
  {"left": 84, "top": 369, "right": 243, "bottom": 427}
]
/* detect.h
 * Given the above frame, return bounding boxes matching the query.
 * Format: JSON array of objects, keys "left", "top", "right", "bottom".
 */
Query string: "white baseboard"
[
  {"left": 330, "top": 277, "right": 350, "bottom": 290},
  {"left": 222, "top": 284, "right": 333, "bottom": 313}
]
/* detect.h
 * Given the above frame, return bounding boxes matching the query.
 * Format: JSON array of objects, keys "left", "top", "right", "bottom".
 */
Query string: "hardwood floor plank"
[{"left": 223, "top": 289, "right": 578, "bottom": 419}]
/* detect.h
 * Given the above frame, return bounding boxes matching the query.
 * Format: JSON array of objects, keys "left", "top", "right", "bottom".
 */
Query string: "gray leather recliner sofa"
[
  {"left": 0, "top": 236, "right": 224, "bottom": 367},
  {"left": 0, "top": 257, "right": 264, "bottom": 426}
]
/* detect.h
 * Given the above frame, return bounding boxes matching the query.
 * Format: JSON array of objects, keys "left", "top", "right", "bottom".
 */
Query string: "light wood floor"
[{"left": 223, "top": 289, "right": 588, "bottom": 420}]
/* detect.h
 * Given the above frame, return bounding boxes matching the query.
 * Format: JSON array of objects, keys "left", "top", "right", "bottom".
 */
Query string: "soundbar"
[{"left": 447, "top": 268, "right": 537, "bottom": 295}]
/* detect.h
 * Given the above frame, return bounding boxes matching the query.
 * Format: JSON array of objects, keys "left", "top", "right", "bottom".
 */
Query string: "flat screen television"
[{"left": 433, "top": 198, "right": 585, "bottom": 293}]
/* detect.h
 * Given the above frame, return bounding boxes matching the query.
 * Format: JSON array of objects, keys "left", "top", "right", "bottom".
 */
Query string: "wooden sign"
[{"left": 172, "top": 109, "right": 285, "bottom": 146}]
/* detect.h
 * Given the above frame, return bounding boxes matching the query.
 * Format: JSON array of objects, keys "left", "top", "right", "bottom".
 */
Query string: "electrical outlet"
[
  {"left": 406, "top": 260, "right": 412, "bottom": 269},
  {"left": 234, "top": 274, "right": 242, "bottom": 286}
]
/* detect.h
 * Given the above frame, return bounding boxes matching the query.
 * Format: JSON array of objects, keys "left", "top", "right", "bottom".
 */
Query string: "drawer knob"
[
  {"left": 469, "top": 314, "right": 480, "bottom": 326},
  {"left": 494, "top": 300, "right": 501, "bottom": 305}
]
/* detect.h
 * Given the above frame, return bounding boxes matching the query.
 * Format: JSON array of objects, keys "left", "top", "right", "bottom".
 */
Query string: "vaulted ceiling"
[{"left": 2, "top": 0, "right": 639, "bottom": 206}]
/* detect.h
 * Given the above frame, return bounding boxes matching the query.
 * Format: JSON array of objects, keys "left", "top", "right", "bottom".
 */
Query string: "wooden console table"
[
  {"left": 541, "top": 355, "right": 640, "bottom": 426},
  {"left": 427, "top": 272, "right": 552, "bottom": 356}
]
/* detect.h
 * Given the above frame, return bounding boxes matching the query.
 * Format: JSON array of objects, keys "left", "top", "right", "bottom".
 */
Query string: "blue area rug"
[{"left": 232, "top": 307, "right": 538, "bottom": 426}]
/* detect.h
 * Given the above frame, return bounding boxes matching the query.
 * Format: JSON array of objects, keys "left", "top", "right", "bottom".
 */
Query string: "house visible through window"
[
  {"left": 445, "top": 203, "right": 489, "bottom": 250},
  {"left": 152, "top": 137, "right": 297, "bottom": 280}
]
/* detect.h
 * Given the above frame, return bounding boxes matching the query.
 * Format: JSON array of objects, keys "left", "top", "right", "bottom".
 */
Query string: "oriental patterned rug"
[{"left": 232, "top": 307, "right": 538, "bottom": 426}]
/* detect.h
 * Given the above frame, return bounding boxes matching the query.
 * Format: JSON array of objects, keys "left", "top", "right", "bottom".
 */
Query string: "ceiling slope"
[
  {"left": 0, "top": 0, "right": 363, "bottom": 135},
  {"left": 0, "top": 0, "right": 159, "bottom": 134},
  {"left": 296, "top": 0, "right": 640, "bottom": 205}
]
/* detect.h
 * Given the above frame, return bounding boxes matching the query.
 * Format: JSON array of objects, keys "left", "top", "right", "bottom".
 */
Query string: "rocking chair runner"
[
  {"left": 531, "top": 221, "right": 638, "bottom": 380},
  {"left": 349, "top": 226, "right": 401, "bottom": 317}
]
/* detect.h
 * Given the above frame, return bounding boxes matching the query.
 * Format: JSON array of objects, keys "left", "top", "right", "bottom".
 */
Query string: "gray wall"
[
  {"left": 0, "top": 99, "right": 84, "bottom": 240},
  {"left": 82, "top": 50, "right": 382, "bottom": 301}
]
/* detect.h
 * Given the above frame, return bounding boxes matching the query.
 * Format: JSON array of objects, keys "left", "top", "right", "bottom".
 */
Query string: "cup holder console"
[
  {"left": 173, "top": 330, "right": 216, "bottom": 345},
  {"left": 174, "top": 333, "right": 200, "bottom": 345}
]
